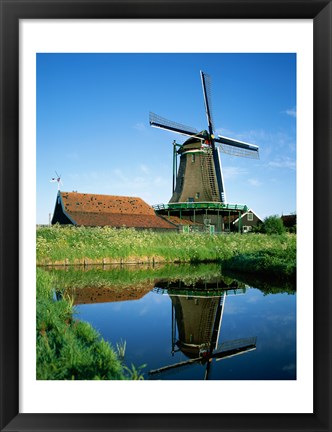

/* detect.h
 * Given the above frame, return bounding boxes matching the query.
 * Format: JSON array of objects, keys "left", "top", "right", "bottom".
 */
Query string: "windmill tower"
[{"left": 150, "top": 71, "right": 259, "bottom": 232}]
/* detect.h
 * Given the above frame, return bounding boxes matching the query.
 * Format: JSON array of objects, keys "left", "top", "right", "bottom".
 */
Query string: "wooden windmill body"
[{"left": 170, "top": 134, "right": 223, "bottom": 203}]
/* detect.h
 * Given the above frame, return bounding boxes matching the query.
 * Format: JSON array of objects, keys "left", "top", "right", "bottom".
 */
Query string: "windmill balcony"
[
  {"left": 153, "top": 202, "right": 248, "bottom": 212},
  {"left": 153, "top": 201, "right": 250, "bottom": 234}
]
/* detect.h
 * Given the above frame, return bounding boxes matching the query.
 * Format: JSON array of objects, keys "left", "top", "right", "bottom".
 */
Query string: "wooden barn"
[
  {"left": 51, "top": 191, "right": 176, "bottom": 231},
  {"left": 224, "top": 209, "right": 262, "bottom": 233}
]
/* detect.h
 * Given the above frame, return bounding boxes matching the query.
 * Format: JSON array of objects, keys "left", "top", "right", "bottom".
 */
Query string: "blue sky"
[{"left": 37, "top": 53, "right": 296, "bottom": 224}]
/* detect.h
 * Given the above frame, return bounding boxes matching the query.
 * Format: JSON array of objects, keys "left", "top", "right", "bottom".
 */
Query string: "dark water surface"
[{"left": 53, "top": 264, "right": 296, "bottom": 380}]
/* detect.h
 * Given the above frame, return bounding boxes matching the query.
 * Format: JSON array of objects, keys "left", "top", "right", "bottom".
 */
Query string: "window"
[
  {"left": 191, "top": 154, "right": 195, "bottom": 163},
  {"left": 247, "top": 213, "right": 254, "bottom": 221},
  {"left": 195, "top": 192, "right": 200, "bottom": 199}
]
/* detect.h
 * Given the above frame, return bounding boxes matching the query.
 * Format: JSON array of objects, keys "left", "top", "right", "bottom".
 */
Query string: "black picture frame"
[{"left": 1, "top": 1, "right": 331, "bottom": 431}]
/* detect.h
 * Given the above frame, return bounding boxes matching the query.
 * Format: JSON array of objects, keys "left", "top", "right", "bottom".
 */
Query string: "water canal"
[{"left": 49, "top": 263, "right": 296, "bottom": 380}]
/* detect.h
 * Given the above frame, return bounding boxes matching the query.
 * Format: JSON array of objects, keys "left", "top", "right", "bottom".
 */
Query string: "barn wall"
[
  {"left": 51, "top": 199, "right": 74, "bottom": 225},
  {"left": 234, "top": 212, "right": 262, "bottom": 232}
]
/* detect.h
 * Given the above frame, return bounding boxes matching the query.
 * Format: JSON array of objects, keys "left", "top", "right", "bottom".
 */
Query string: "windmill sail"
[
  {"left": 149, "top": 112, "right": 200, "bottom": 138},
  {"left": 214, "top": 336, "right": 257, "bottom": 359},
  {"left": 148, "top": 336, "right": 257, "bottom": 378},
  {"left": 216, "top": 135, "right": 259, "bottom": 159},
  {"left": 200, "top": 71, "right": 225, "bottom": 202},
  {"left": 200, "top": 71, "right": 215, "bottom": 134}
]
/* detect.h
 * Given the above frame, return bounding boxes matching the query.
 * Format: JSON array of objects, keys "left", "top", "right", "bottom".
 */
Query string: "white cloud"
[
  {"left": 139, "top": 164, "right": 149, "bottom": 174},
  {"left": 112, "top": 168, "right": 127, "bottom": 182},
  {"left": 134, "top": 122, "right": 147, "bottom": 132},
  {"left": 268, "top": 157, "right": 296, "bottom": 170},
  {"left": 223, "top": 166, "right": 248, "bottom": 180},
  {"left": 69, "top": 165, "right": 170, "bottom": 204},
  {"left": 216, "top": 128, "right": 264, "bottom": 145},
  {"left": 284, "top": 107, "right": 296, "bottom": 118},
  {"left": 65, "top": 152, "right": 79, "bottom": 160},
  {"left": 248, "top": 178, "right": 261, "bottom": 187},
  {"left": 82, "top": 164, "right": 171, "bottom": 204}
]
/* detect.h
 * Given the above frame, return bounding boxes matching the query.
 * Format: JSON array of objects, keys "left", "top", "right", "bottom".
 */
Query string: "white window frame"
[{"left": 247, "top": 213, "right": 254, "bottom": 221}]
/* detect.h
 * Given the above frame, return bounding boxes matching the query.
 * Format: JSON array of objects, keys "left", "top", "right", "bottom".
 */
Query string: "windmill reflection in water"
[{"left": 149, "top": 279, "right": 257, "bottom": 380}]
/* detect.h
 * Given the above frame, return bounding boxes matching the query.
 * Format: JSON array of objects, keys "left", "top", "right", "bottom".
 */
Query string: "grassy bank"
[
  {"left": 37, "top": 268, "right": 126, "bottom": 380},
  {"left": 37, "top": 226, "right": 296, "bottom": 278},
  {"left": 222, "top": 247, "right": 296, "bottom": 280}
]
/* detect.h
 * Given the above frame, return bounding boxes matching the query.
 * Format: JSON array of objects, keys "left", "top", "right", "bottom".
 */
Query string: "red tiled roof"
[
  {"left": 61, "top": 192, "right": 156, "bottom": 215},
  {"left": 60, "top": 192, "right": 175, "bottom": 229}
]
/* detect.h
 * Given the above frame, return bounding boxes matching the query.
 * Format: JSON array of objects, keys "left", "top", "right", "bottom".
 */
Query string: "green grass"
[
  {"left": 222, "top": 246, "right": 296, "bottom": 280},
  {"left": 37, "top": 226, "right": 296, "bottom": 279},
  {"left": 36, "top": 268, "right": 126, "bottom": 380},
  {"left": 46, "top": 262, "right": 237, "bottom": 291}
]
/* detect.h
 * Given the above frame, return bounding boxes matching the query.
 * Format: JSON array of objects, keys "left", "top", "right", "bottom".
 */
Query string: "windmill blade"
[
  {"left": 213, "top": 336, "right": 257, "bottom": 361},
  {"left": 217, "top": 336, "right": 257, "bottom": 352},
  {"left": 204, "top": 359, "right": 213, "bottom": 380},
  {"left": 148, "top": 355, "right": 204, "bottom": 377},
  {"left": 200, "top": 71, "right": 215, "bottom": 135},
  {"left": 211, "top": 145, "right": 226, "bottom": 202},
  {"left": 214, "top": 344, "right": 256, "bottom": 361},
  {"left": 149, "top": 112, "right": 201, "bottom": 139},
  {"left": 216, "top": 135, "right": 259, "bottom": 159}
]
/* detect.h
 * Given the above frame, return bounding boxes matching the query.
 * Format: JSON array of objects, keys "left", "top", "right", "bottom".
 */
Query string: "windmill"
[
  {"left": 149, "top": 283, "right": 257, "bottom": 380},
  {"left": 150, "top": 71, "right": 259, "bottom": 204},
  {"left": 50, "top": 171, "right": 63, "bottom": 191}
]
